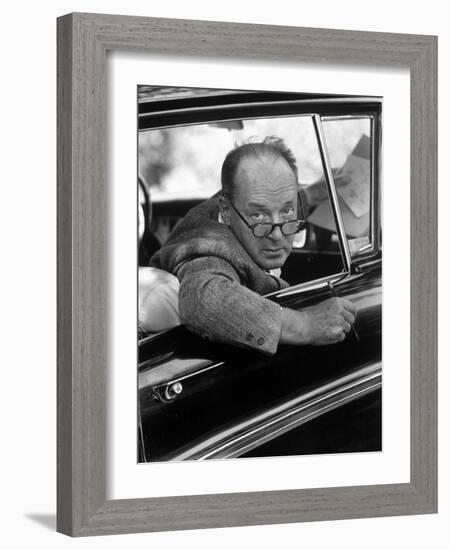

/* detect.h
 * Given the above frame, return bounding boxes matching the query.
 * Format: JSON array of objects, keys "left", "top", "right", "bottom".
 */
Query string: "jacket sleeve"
[{"left": 176, "top": 256, "right": 282, "bottom": 355}]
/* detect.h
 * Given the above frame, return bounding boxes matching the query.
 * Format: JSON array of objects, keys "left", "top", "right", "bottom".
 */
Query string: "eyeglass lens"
[{"left": 253, "top": 221, "right": 301, "bottom": 237}]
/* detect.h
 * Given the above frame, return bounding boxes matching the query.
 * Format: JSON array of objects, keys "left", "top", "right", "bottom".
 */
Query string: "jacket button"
[
  {"left": 246, "top": 332, "right": 254, "bottom": 341},
  {"left": 257, "top": 337, "right": 265, "bottom": 346}
]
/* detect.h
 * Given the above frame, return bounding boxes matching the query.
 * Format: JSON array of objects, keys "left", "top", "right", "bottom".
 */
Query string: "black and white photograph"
[
  {"left": 2, "top": 0, "right": 442, "bottom": 543},
  {"left": 137, "top": 85, "right": 382, "bottom": 462}
]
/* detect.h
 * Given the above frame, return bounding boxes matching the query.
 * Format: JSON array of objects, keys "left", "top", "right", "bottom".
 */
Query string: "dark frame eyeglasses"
[{"left": 227, "top": 199, "right": 306, "bottom": 238}]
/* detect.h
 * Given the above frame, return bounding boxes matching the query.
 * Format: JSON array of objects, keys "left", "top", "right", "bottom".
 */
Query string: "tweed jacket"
[{"left": 150, "top": 195, "right": 289, "bottom": 355}]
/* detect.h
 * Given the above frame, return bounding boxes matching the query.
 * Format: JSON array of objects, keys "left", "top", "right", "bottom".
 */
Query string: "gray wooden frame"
[{"left": 57, "top": 12, "right": 438, "bottom": 536}]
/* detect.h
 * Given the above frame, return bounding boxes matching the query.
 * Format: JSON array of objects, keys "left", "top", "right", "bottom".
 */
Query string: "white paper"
[{"left": 339, "top": 154, "right": 371, "bottom": 218}]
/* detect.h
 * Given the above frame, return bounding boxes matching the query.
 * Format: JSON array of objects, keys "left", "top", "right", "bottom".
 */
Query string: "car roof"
[
  {"left": 138, "top": 86, "right": 382, "bottom": 132},
  {"left": 138, "top": 85, "right": 370, "bottom": 104}
]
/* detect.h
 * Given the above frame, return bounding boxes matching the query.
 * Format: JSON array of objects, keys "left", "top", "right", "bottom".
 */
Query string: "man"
[{"left": 150, "top": 137, "right": 356, "bottom": 355}]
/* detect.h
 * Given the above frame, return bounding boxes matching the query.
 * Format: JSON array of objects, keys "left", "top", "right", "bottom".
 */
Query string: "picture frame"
[{"left": 57, "top": 12, "right": 437, "bottom": 536}]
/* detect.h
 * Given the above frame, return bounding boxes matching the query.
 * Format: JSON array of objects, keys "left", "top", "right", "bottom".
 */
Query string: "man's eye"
[
  {"left": 281, "top": 207, "right": 295, "bottom": 216},
  {"left": 250, "top": 212, "right": 266, "bottom": 221}
]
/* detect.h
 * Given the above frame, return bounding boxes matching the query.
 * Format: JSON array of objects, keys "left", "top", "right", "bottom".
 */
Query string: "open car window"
[{"left": 138, "top": 114, "right": 351, "bottom": 288}]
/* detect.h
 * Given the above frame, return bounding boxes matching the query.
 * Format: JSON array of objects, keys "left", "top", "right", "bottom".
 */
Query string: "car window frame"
[{"left": 320, "top": 113, "right": 380, "bottom": 260}]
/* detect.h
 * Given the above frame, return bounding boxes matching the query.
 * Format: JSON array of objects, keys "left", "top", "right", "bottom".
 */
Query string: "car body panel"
[{"left": 139, "top": 263, "right": 381, "bottom": 461}]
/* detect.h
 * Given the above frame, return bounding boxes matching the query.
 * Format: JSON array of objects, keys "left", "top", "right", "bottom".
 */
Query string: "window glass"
[{"left": 321, "top": 117, "right": 373, "bottom": 257}]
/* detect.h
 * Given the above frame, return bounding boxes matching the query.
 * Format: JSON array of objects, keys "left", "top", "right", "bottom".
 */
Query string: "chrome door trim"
[{"left": 169, "top": 362, "right": 381, "bottom": 460}]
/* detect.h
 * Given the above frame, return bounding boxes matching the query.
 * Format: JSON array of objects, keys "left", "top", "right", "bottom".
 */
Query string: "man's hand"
[{"left": 280, "top": 297, "right": 356, "bottom": 346}]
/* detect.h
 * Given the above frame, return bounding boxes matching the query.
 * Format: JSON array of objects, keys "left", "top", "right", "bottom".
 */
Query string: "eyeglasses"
[{"left": 227, "top": 199, "right": 306, "bottom": 238}]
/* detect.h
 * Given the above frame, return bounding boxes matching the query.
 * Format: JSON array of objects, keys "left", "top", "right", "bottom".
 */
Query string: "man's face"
[{"left": 225, "top": 155, "right": 298, "bottom": 270}]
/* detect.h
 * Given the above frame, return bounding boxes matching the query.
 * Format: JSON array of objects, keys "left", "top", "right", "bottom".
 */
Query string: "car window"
[
  {"left": 138, "top": 115, "right": 347, "bottom": 286},
  {"left": 320, "top": 117, "right": 374, "bottom": 257}
]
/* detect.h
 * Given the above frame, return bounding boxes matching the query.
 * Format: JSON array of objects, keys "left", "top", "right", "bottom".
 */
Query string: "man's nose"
[{"left": 267, "top": 224, "right": 284, "bottom": 240}]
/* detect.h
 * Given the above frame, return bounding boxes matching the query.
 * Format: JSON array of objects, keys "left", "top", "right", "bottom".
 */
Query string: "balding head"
[{"left": 221, "top": 136, "right": 298, "bottom": 200}]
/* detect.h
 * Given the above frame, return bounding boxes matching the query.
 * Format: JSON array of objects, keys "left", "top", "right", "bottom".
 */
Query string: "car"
[{"left": 137, "top": 85, "right": 382, "bottom": 462}]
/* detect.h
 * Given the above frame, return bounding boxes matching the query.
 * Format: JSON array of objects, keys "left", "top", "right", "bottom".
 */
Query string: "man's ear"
[{"left": 218, "top": 195, "right": 231, "bottom": 225}]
